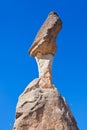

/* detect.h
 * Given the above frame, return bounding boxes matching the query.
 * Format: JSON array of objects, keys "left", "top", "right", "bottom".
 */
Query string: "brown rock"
[
  {"left": 29, "top": 12, "right": 62, "bottom": 88},
  {"left": 13, "top": 12, "right": 79, "bottom": 130},
  {"left": 29, "top": 12, "right": 62, "bottom": 57},
  {"left": 13, "top": 79, "right": 79, "bottom": 130}
]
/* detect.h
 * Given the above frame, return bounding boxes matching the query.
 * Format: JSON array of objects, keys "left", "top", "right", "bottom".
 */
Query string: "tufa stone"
[
  {"left": 13, "top": 79, "right": 79, "bottom": 130},
  {"left": 13, "top": 12, "right": 79, "bottom": 130},
  {"left": 29, "top": 12, "right": 62, "bottom": 57}
]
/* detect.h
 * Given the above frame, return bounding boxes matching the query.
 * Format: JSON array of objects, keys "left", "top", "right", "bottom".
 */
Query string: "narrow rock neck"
[{"left": 35, "top": 53, "right": 53, "bottom": 85}]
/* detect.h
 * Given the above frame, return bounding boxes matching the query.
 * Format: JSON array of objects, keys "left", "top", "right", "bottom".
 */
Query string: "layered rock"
[
  {"left": 29, "top": 12, "right": 62, "bottom": 89},
  {"left": 13, "top": 79, "right": 78, "bottom": 130},
  {"left": 13, "top": 12, "right": 79, "bottom": 130},
  {"left": 29, "top": 12, "right": 62, "bottom": 56}
]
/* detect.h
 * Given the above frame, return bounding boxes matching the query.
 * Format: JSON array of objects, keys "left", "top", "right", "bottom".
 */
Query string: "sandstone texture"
[
  {"left": 35, "top": 53, "right": 53, "bottom": 88},
  {"left": 13, "top": 12, "right": 79, "bottom": 130},
  {"left": 13, "top": 79, "right": 78, "bottom": 130},
  {"left": 29, "top": 12, "right": 62, "bottom": 57}
]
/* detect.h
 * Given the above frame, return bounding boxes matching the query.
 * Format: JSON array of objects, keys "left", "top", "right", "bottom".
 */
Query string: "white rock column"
[{"left": 35, "top": 53, "right": 53, "bottom": 88}]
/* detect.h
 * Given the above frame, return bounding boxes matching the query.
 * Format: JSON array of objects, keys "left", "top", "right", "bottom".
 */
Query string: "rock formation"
[{"left": 13, "top": 12, "right": 79, "bottom": 130}]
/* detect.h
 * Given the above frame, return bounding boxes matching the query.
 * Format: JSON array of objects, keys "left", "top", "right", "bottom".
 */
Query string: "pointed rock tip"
[{"left": 49, "top": 11, "right": 58, "bottom": 16}]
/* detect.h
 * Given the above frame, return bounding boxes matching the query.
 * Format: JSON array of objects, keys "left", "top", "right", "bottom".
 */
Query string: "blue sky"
[{"left": 0, "top": 0, "right": 87, "bottom": 130}]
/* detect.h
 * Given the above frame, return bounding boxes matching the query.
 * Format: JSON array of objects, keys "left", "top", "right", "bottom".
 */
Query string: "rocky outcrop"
[
  {"left": 29, "top": 12, "right": 62, "bottom": 88},
  {"left": 13, "top": 79, "right": 78, "bottom": 130},
  {"left": 13, "top": 12, "right": 79, "bottom": 130}
]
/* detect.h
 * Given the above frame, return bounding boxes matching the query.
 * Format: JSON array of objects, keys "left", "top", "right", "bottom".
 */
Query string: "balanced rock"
[
  {"left": 29, "top": 12, "right": 62, "bottom": 57},
  {"left": 13, "top": 12, "right": 79, "bottom": 130}
]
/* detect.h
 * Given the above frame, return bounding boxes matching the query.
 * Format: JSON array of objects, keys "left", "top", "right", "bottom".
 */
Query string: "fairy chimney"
[
  {"left": 13, "top": 12, "right": 79, "bottom": 130},
  {"left": 29, "top": 12, "right": 62, "bottom": 88}
]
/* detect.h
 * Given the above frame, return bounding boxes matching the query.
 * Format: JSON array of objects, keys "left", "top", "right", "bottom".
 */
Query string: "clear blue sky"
[{"left": 0, "top": 0, "right": 87, "bottom": 130}]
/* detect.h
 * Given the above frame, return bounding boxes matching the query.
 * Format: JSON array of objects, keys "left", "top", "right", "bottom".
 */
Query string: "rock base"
[{"left": 13, "top": 78, "right": 79, "bottom": 130}]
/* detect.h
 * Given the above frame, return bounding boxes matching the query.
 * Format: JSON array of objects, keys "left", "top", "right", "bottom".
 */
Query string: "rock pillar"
[
  {"left": 35, "top": 53, "right": 53, "bottom": 88},
  {"left": 29, "top": 12, "right": 62, "bottom": 88},
  {"left": 13, "top": 12, "right": 79, "bottom": 130}
]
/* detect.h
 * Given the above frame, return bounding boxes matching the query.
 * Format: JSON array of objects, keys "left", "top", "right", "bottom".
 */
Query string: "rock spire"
[
  {"left": 29, "top": 12, "right": 62, "bottom": 88},
  {"left": 13, "top": 12, "right": 79, "bottom": 130}
]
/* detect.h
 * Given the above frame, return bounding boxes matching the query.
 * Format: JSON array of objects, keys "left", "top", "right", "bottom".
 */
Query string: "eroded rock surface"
[
  {"left": 13, "top": 12, "right": 79, "bottom": 130},
  {"left": 29, "top": 12, "right": 62, "bottom": 57},
  {"left": 13, "top": 79, "right": 78, "bottom": 130},
  {"left": 35, "top": 53, "right": 53, "bottom": 88}
]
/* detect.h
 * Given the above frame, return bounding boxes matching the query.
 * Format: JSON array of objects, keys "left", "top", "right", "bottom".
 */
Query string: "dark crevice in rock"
[{"left": 16, "top": 112, "right": 23, "bottom": 119}]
